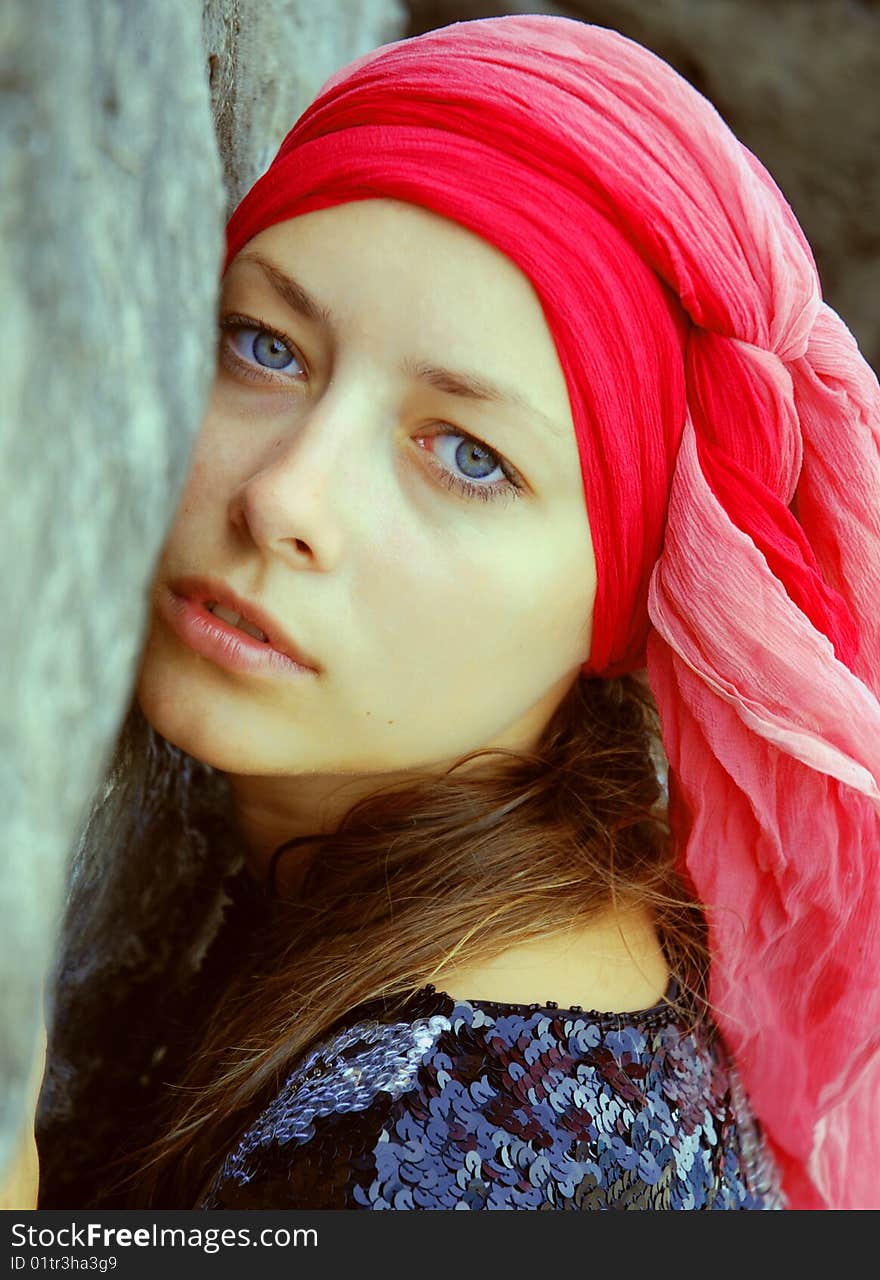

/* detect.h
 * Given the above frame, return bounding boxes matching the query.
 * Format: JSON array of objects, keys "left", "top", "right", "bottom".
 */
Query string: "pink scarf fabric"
[{"left": 222, "top": 16, "right": 880, "bottom": 1209}]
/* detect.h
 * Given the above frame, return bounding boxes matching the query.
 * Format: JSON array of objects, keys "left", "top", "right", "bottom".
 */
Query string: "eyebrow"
[
  {"left": 233, "top": 251, "right": 566, "bottom": 440},
  {"left": 236, "top": 252, "right": 334, "bottom": 326}
]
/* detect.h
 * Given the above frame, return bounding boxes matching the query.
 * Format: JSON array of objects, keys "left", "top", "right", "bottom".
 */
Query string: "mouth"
[
  {"left": 165, "top": 574, "right": 321, "bottom": 672},
  {"left": 204, "top": 600, "right": 269, "bottom": 643}
]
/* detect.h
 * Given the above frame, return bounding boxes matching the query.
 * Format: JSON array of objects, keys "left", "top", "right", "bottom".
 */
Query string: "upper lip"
[{"left": 167, "top": 574, "right": 321, "bottom": 671}]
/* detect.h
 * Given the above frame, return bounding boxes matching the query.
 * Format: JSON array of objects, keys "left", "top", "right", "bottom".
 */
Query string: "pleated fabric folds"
[{"left": 222, "top": 16, "right": 880, "bottom": 1208}]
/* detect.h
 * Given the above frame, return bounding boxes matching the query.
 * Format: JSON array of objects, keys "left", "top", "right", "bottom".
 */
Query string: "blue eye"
[
  {"left": 218, "top": 315, "right": 305, "bottom": 378},
  {"left": 419, "top": 430, "right": 524, "bottom": 505}
]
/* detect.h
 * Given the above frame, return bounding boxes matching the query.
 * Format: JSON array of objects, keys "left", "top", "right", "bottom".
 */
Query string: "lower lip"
[{"left": 157, "top": 586, "right": 317, "bottom": 678}]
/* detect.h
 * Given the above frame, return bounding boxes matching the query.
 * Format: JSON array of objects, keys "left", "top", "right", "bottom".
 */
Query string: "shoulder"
[
  {"left": 427, "top": 901, "right": 673, "bottom": 1013},
  {"left": 201, "top": 987, "right": 785, "bottom": 1210}
]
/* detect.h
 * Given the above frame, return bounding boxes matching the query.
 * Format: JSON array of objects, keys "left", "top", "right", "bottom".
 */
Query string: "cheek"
[
  {"left": 355, "top": 521, "right": 590, "bottom": 685},
  {"left": 187, "top": 417, "right": 235, "bottom": 489},
  {"left": 167, "top": 421, "right": 240, "bottom": 532}
]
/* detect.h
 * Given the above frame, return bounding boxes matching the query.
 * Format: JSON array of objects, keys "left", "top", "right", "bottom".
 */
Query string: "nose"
[{"left": 228, "top": 391, "right": 369, "bottom": 570}]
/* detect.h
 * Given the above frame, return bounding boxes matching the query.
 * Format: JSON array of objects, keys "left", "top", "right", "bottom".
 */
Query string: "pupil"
[
  {"left": 456, "top": 440, "right": 495, "bottom": 479},
  {"left": 254, "top": 332, "right": 292, "bottom": 369}
]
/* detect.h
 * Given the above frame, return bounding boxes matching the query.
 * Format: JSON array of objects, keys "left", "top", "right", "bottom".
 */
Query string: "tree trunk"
[{"left": 1, "top": 0, "right": 404, "bottom": 1194}]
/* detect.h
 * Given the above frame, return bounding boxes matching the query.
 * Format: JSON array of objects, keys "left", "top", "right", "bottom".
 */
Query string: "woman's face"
[{"left": 137, "top": 198, "right": 597, "bottom": 789}]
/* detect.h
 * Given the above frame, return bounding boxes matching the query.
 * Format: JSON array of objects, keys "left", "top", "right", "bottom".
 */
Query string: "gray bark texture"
[
  {"left": 1, "top": 0, "right": 404, "bottom": 1187},
  {"left": 0, "top": 0, "right": 224, "bottom": 1179},
  {"left": 204, "top": 0, "right": 407, "bottom": 215}
]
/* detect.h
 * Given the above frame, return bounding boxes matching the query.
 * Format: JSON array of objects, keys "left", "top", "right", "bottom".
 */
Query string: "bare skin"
[{"left": 136, "top": 196, "right": 669, "bottom": 1011}]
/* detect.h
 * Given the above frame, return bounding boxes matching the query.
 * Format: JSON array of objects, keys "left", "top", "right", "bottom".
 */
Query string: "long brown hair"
[{"left": 75, "top": 670, "right": 709, "bottom": 1208}]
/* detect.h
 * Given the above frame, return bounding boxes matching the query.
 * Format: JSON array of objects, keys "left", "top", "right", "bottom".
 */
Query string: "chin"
[
  {"left": 135, "top": 669, "right": 317, "bottom": 778},
  {"left": 134, "top": 668, "right": 233, "bottom": 772}
]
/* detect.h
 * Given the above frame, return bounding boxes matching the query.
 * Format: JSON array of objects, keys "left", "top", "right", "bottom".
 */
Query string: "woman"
[{"left": 36, "top": 15, "right": 879, "bottom": 1211}]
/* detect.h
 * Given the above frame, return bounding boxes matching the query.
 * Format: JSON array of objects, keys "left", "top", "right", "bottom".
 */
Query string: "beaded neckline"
[{"left": 412, "top": 974, "right": 682, "bottom": 1026}]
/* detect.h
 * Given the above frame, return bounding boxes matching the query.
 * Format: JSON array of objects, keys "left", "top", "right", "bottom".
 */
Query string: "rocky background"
[
  {"left": 0, "top": 0, "right": 404, "bottom": 1197},
  {"left": 2, "top": 0, "right": 874, "bottom": 1196}
]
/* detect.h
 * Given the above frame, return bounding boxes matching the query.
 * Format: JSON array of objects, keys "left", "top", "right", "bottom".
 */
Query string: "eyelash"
[{"left": 217, "top": 313, "right": 525, "bottom": 506}]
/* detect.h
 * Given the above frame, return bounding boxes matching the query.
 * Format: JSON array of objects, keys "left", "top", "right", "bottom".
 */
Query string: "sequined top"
[
  {"left": 34, "top": 790, "right": 785, "bottom": 1213},
  {"left": 199, "top": 977, "right": 785, "bottom": 1211}
]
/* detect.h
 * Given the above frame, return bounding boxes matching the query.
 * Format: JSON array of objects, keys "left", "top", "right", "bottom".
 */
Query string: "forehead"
[
  {"left": 251, "top": 196, "right": 519, "bottom": 276},
  {"left": 228, "top": 199, "right": 576, "bottom": 436},
  {"left": 236, "top": 200, "right": 543, "bottom": 334}
]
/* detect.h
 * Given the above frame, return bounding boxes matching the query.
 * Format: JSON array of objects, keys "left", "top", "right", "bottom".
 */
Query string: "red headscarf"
[{"left": 221, "top": 16, "right": 880, "bottom": 1209}]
